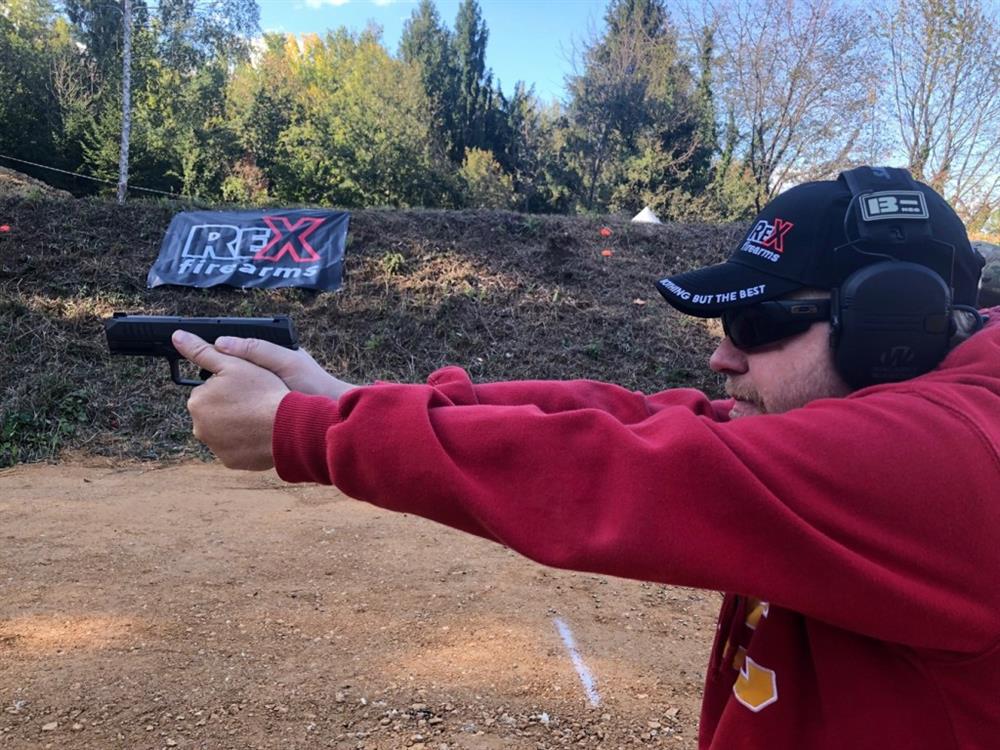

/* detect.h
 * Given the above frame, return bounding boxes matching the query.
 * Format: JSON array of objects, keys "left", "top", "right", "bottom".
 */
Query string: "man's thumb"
[
  {"left": 214, "top": 336, "right": 297, "bottom": 374},
  {"left": 172, "top": 330, "right": 228, "bottom": 373}
]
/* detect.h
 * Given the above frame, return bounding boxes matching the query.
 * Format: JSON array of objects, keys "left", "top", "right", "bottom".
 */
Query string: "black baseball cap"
[{"left": 656, "top": 167, "right": 985, "bottom": 317}]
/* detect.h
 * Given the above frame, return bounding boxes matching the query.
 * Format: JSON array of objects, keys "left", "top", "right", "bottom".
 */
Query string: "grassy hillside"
[{"left": 0, "top": 194, "right": 739, "bottom": 466}]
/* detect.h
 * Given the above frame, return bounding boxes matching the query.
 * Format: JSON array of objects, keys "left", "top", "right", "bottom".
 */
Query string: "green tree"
[
  {"left": 0, "top": 0, "right": 63, "bottom": 178},
  {"left": 133, "top": 0, "right": 258, "bottom": 198},
  {"left": 399, "top": 0, "right": 457, "bottom": 162},
  {"left": 491, "top": 83, "right": 571, "bottom": 213},
  {"left": 60, "top": 0, "right": 256, "bottom": 199},
  {"left": 154, "top": 0, "right": 258, "bottom": 71},
  {"left": 226, "top": 34, "right": 303, "bottom": 200},
  {"left": 276, "top": 28, "right": 451, "bottom": 207},
  {"left": 564, "top": 0, "right": 705, "bottom": 214},
  {"left": 453, "top": 0, "right": 493, "bottom": 159},
  {"left": 697, "top": 105, "right": 757, "bottom": 222},
  {"left": 459, "top": 147, "right": 515, "bottom": 209},
  {"left": 47, "top": 17, "right": 99, "bottom": 182},
  {"left": 62, "top": 0, "right": 150, "bottom": 77},
  {"left": 156, "top": 61, "right": 241, "bottom": 197},
  {"left": 691, "top": 24, "right": 717, "bottom": 189}
]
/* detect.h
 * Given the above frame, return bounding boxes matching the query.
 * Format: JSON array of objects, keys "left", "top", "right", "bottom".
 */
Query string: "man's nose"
[{"left": 709, "top": 336, "right": 749, "bottom": 375}]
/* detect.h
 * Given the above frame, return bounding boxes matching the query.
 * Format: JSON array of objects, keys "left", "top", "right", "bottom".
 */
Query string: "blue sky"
[{"left": 256, "top": 0, "right": 611, "bottom": 103}]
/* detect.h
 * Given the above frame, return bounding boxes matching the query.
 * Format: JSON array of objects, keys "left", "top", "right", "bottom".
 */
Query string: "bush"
[
  {"left": 459, "top": 148, "right": 516, "bottom": 210},
  {"left": 221, "top": 157, "right": 270, "bottom": 205}
]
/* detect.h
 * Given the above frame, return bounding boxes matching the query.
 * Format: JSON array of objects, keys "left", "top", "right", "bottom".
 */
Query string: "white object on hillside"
[{"left": 631, "top": 206, "right": 662, "bottom": 224}]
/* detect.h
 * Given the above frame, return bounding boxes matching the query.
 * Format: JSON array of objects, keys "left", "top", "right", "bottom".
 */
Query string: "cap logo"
[
  {"left": 859, "top": 191, "right": 929, "bottom": 221},
  {"left": 740, "top": 218, "right": 794, "bottom": 263}
]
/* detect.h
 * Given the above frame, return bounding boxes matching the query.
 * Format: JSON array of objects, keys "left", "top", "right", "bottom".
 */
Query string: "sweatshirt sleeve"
[
  {"left": 423, "top": 365, "right": 734, "bottom": 421},
  {"left": 272, "top": 367, "right": 1000, "bottom": 654}
]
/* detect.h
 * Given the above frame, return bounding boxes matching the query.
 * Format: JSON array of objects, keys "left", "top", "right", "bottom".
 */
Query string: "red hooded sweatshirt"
[{"left": 272, "top": 309, "right": 1000, "bottom": 750}]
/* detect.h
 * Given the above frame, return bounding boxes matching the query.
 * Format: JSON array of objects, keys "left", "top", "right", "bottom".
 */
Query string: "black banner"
[{"left": 147, "top": 209, "right": 349, "bottom": 291}]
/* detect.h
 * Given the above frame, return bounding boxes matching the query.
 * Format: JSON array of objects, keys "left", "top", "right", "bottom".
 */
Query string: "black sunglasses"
[{"left": 721, "top": 299, "right": 831, "bottom": 350}]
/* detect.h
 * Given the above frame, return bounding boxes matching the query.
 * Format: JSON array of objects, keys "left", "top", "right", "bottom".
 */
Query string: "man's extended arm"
[
  {"left": 422, "top": 365, "right": 733, "bottom": 422},
  {"left": 271, "top": 363, "right": 1000, "bottom": 656}
]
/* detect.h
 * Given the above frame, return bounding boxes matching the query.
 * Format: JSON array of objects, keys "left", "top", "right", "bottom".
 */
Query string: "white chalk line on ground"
[{"left": 553, "top": 617, "right": 601, "bottom": 707}]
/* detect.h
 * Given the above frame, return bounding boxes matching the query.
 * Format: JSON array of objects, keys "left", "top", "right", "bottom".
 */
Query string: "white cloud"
[{"left": 304, "top": 0, "right": 350, "bottom": 7}]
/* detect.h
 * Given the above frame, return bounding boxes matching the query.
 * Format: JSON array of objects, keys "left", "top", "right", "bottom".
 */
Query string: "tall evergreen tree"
[
  {"left": 453, "top": 0, "right": 492, "bottom": 159},
  {"left": 495, "top": 82, "right": 566, "bottom": 213},
  {"left": 564, "top": 0, "right": 704, "bottom": 213},
  {"left": 691, "top": 24, "right": 717, "bottom": 189},
  {"left": 399, "top": 0, "right": 457, "bottom": 162}
]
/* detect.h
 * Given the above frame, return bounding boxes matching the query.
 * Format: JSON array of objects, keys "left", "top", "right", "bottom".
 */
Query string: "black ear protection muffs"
[
  {"left": 829, "top": 167, "right": 986, "bottom": 389},
  {"left": 830, "top": 261, "right": 954, "bottom": 389}
]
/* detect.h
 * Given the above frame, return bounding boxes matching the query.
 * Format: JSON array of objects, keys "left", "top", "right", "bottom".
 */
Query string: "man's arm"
[
  {"left": 422, "top": 365, "right": 732, "bottom": 423},
  {"left": 272, "top": 376, "right": 1000, "bottom": 655},
  {"left": 209, "top": 338, "right": 731, "bottom": 421}
]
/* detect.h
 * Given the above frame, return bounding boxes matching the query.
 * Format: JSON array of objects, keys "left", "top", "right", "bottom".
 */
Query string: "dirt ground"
[{"left": 0, "top": 462, "right": 718, "bottom": 750}]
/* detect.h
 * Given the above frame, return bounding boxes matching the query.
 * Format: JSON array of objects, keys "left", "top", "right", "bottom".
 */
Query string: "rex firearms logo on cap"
[{"left": 739, "top": 218, "right": 795, "bottom": 263}]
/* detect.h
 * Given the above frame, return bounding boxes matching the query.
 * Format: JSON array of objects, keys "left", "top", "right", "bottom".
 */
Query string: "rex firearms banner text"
[{"left": 147, "top": 209, "right": 349, "bottom": 291}]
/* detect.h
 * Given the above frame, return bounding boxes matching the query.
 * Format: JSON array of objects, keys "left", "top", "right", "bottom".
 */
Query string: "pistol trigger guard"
[
  {"left": 169, "top": 357, "right": 183, "bottom": 385},
  {"left": 169, "top": 357, "right": 207, "bottom": 387}
]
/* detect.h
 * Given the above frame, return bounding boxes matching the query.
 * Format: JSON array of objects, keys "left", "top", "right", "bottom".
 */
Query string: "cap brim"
[{"left": 655, "top": 259, "right": 803, "bottom": 317}]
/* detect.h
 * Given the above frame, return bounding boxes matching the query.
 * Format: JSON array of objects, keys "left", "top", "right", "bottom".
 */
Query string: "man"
[{"left": 175, "top": 167, "right": 1000, "bottom": 749}]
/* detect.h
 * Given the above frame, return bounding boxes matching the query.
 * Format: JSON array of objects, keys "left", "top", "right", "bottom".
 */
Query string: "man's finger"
[
  {"left": 172, "top": 330, "right": 230, "bottom": 374},
  {"left": 214, "top": 336, "right": 301, "bottom": 373}
]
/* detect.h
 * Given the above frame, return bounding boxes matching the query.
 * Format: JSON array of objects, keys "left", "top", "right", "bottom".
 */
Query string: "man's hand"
[
  {"left": 173, "top": 330, "right": 290, "bottom": 471},
  {"left": 213, "top": 336, "right": 359, "bottom": 399}
]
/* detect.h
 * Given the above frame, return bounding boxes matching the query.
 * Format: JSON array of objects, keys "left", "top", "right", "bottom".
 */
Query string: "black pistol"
[{"left": 104, "top": 314, "right": 299, "bottom": 386}]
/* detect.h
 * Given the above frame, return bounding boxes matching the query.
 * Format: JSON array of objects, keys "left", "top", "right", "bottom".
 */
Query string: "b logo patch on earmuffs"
[{"left": 859, "top": 191, "right": 929, "bottom": 221}]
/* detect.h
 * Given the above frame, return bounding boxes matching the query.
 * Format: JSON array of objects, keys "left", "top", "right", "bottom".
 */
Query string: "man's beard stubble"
[{"left": 725, "top": 381, "right": 767, "bottom": 419}]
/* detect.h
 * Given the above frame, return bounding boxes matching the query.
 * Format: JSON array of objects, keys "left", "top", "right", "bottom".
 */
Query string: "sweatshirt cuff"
[
  {"left": 272, "top": 391, "right": 343, "bottom": 484},
  {"left": 425, "top": 365, "right": 477, "bottom": 405}
]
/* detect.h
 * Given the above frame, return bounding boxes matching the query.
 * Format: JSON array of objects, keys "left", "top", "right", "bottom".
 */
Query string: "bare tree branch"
[
  {"left": 699, "top": 0, "right": 881, "bottom": 207},
  {"left": 879, "top": 0, "right": 1000, "bottom": 231}
]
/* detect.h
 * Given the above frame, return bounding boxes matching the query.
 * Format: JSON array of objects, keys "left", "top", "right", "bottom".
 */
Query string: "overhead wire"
[{"left": 0, "top": 154, "right": 189, "bottom": 199}]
